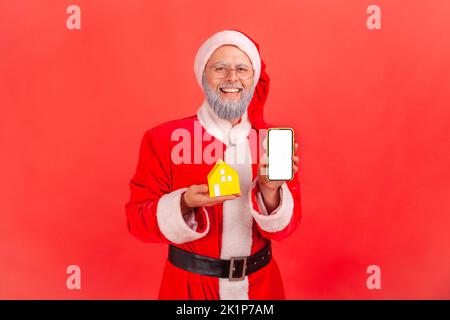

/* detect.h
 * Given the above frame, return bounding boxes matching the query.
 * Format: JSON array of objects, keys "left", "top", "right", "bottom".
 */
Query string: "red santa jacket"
[{"left": 125, "top": 99, "right": 302, "bottom": 300}]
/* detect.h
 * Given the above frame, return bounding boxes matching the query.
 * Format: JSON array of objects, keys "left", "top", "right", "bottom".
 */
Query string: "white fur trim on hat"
[{"left": 194, "top": 30, "right": 261, "bottom": 89}]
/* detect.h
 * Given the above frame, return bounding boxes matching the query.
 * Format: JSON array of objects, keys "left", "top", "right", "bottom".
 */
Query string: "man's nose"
[{"left": 224, "top": 69, "right": 239, "bottom": 82}]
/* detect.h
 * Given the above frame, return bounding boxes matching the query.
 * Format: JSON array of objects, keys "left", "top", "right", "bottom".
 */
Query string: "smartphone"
[{"left": 267, "top": 128, "right": 294, "bottom": 181}]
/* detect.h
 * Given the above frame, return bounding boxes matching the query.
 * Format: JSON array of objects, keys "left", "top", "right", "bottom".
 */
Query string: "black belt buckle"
[{"left": 228, "top": 256, "right": 247, "bottom": 281}]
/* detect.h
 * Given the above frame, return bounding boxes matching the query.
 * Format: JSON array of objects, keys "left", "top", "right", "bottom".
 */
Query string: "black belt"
[{"left": 168, "top": 242, "right": 272, "bottom": 281}]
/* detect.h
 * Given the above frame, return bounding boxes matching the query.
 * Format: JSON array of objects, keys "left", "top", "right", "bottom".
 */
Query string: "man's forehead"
[
  {"left": 208, "top": 45, "right": 253, "bottom": 65},
  {"left": 210, "top": 60, "right": 252, "bottom": 67}
]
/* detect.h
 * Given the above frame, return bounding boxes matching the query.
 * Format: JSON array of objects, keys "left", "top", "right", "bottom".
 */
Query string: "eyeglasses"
[{"left": 206, "top": 63, "right": 255, "bottom": 80}]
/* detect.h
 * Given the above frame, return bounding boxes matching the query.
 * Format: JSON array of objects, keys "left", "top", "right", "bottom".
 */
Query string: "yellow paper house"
[{"left": 207, "top": 159, "right": 240, "bottom": 197}]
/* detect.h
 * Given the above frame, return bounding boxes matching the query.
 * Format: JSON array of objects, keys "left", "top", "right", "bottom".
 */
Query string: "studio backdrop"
[{"left": 1, "top": 0, "right": 449, "bottom": 299}]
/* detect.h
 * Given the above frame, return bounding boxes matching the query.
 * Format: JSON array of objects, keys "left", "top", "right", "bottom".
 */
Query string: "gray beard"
[{"left": 202, "top": 75, "right": 254, "bottom": 121}]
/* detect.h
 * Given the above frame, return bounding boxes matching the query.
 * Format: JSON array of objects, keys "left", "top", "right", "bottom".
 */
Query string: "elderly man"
[{"left": 125, "top": 30, "right": 302, "bottom": 300}]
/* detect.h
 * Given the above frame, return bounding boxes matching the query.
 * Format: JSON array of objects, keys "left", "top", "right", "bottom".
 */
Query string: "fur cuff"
[
  {"left": 156, "top": 188, "right": 210, "bottom": 244},
  {"left": 249, "top": 181, "right": 294, "bottom": 233}
]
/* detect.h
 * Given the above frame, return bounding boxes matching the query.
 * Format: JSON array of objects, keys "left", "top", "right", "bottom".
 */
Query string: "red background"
[{"left": 1, "top": 0, "right": 449, "bottom": 299}]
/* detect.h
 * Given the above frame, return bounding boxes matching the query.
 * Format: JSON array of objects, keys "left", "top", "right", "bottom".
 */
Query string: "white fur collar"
[{"left": 197, "top": 99, "right": 252, "bottom": 146}]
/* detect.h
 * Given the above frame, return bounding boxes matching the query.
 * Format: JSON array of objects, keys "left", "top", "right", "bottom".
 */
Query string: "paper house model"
[{"left": 207, "top": 159, "right": 240, "bottom": 197}]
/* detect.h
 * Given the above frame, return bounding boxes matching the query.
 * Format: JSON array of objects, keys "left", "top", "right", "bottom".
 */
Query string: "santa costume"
[{"left": 125, "top": 30, "right": 302, "bottom": 300}]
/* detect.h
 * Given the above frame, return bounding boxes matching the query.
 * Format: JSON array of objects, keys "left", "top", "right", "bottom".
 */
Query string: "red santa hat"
[{"left": 194, "top": 30, "right": 270, "bottom": 130}]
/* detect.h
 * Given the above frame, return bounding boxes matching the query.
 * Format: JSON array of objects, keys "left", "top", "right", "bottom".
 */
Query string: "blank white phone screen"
[{"left": 268, "top": 129, "right": 293, "bottom": 180}]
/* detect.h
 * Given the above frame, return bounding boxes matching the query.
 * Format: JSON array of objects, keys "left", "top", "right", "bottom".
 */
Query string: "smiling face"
[
  {"left": 202, "top": 45, "right": 255, "bottom": 121},
  {"left": 204, "top": 45, "right": 254, "bottom": 101}
]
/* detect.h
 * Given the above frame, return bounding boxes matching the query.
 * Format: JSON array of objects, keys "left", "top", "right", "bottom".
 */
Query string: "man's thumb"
[{"left": 197, "top": 184, "right": 209, "bottom": 193}]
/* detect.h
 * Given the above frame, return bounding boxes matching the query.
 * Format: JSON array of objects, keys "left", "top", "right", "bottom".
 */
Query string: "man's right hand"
[{"left": 180, "top": 184, "right": 240, "bottom": 215}]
